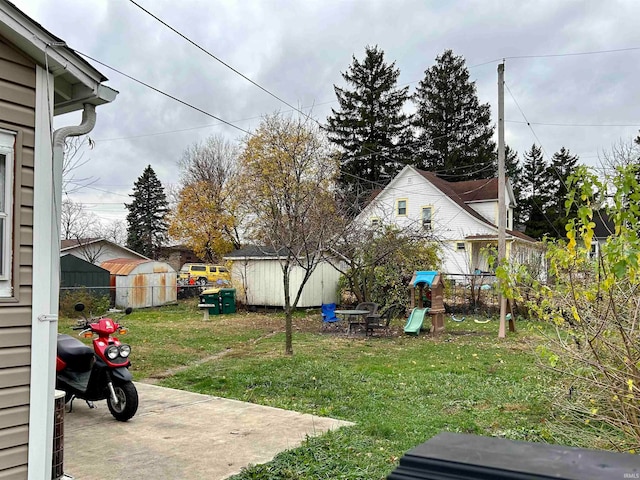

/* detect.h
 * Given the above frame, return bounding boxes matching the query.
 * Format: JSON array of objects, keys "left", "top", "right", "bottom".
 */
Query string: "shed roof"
[
  {"left": 224, "top": 245, "right": 287, "bottom": 260},
  {"left": 100, "top": 258, "right": 151, "bottom": 275}
]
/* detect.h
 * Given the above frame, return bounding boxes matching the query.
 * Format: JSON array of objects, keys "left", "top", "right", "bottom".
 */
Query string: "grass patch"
[
  {"left": 58, "top": 299, "right": 285, "bottom": 380},
  {"left": 154, "top": 311, "right": 555, "bottom": 479}
]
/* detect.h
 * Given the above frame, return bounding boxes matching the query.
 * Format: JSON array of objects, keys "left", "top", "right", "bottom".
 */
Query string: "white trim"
[
  {"left": 0, "top": 131, "right": 15, "bottom": 294},
  {"left": 0, "top": 4, "right": 105, "bottom": 87},
  {"left": 27, "top": 65, "right": 57, "bottom": 480}
]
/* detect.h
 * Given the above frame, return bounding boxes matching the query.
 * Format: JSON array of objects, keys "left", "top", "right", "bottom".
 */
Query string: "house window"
[
  {"left": 0, "top": 131, "right": 15, "bottom": 297},
  {"left": 396, "top": 199, "right": 407, "bottom": 216},
  {"left": 456, "top": 242, "right": 466, "bottom": 251},
  {"left": 422, "top": 206, "right": 432, "bottom": 230}
]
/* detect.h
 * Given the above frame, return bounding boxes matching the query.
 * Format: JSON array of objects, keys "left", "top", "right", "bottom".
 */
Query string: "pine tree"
[
  {"left": 546, "top": 147, "right": 580, "bottom": 238},
  {"left": 504, "top": 145, "right": 524, "bottom": 229},
  {"left": 125, "top": 165, "right": 168, "bottom": 258},
  {"left": 521, "top": 144, "right": 553, "bottom": 239},
  {"left": 326, "top": 45, "right": 411, "bottom": 213},
  {"left": 413, "top": 49, "right": 496, "bottom": 181}
]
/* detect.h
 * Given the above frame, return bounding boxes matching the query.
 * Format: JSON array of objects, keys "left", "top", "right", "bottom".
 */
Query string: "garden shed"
[
  {"left": 224, "top": 246, "right": 344, "bottom": 308},
  {"left": 100, "top": 258, "right": 177, "bottom": 309},
  {"left": 60, "top": 253, "right": 110, "bottom": 297}
]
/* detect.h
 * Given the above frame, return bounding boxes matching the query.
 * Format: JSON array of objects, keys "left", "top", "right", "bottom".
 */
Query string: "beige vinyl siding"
[{"left": 0, "top": 36, "right": 35, "bottom": 478}]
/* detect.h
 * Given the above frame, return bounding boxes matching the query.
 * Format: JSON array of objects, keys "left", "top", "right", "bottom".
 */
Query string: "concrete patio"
[{"left": 62, "top": 382, "right": 353, "bottom": 479}]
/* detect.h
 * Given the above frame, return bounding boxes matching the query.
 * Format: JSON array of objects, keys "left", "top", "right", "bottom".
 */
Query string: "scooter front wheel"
[{"left": 107, "top": 381, "right": 138, "bottom": 422}]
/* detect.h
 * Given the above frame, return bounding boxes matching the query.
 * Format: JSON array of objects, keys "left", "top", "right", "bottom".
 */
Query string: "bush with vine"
[{"left": 497, "top": 164, "right": 640, "bottom": 451}]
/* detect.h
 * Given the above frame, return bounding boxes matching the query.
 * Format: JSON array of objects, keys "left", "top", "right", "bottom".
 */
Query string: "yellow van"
[{"left": 178, "top": 264, "right": 231, "bottom": 286}]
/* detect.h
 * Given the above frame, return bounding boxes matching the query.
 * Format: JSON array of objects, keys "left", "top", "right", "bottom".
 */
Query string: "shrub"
[
  {"left": 498, "top": 165, "right": 640, "bottom": 451},
  {"left": 59, "top": 288, "right": 111, "bottom": 319},
  {"left": 337, "top": 225, "right": 440, "bottom": 308}
]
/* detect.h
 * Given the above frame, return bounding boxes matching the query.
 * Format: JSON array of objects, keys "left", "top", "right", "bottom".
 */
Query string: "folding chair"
[{"left": 321, "top": 303, "right": 339, "bottom": 330}]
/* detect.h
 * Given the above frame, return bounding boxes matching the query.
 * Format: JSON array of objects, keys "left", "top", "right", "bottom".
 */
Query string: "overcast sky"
[{"left": 16, "top": 0, "right": 640, "bottom": 225}]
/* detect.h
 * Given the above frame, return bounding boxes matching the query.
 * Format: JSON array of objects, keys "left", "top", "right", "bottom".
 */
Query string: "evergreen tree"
[
  {"left": 546, "top": 147, "right": 580, "bottom": 238},
  {"left": 125, "top": 165, "right": 168, "bottom": 258},
  {"left": 504, "top": 145, "right": 524, "bottom": 228},
  {"left": 413, "top": 49, "right": 496, "bottom": 181},
  {"left": 521, "top": 144, "right": 553, "bottom": 239},
  {"left": 326, "top": 45, "right": 411, "bottom": 213}
]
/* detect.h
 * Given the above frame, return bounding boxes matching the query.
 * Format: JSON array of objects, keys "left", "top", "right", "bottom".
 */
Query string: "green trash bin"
[
  {"left": 219, "top": 288, "right": 236, "bottom": 314},
  {"left": 199, "top": 289, "right": 221, "bottom": 315}
]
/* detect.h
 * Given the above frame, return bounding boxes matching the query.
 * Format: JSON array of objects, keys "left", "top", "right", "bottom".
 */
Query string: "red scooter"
[{"left": 56, "top": 303, "right": 138, "bottom": 421}]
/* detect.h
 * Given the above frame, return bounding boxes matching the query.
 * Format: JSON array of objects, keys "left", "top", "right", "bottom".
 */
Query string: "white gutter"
[{"left": 27, "top": 81, "right": 98, "bottom": 479}]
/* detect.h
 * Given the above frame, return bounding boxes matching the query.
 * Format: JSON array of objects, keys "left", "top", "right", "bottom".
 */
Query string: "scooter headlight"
[
  {"left": 105, "top": 346, "right": 119, "bottom": 360},
  {"left": 119, "top": 344, "right": 131, "bottom": 358}
]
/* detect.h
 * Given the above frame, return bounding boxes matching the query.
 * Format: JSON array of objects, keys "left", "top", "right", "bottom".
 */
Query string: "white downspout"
[{"left": 28, "top": 82, "right": 97, "bottom": 479}]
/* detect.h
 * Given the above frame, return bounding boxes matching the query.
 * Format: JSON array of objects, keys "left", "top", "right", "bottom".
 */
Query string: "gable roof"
[
  {"left": 60, "top": 237, "right": 149, "bottom": 260},
  {"left": 448, "top": 178, "right": 497, "bottom": 203},
  {"left": 0, "top": 0, "right": 118, "bottom": 114},
  {"left": 417, "top": 169, "right": 535, "bottom": 243},
  {"left": 365, "top": 166, "right": 536, "bottom": 243},
  {"left": 60, "top": 237, "right": 101, "bottom": 250}
]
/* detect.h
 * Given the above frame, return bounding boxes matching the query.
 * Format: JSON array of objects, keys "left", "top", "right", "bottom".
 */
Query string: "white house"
[
  {"left": 61, "top": 237, "right": 148, "bottom": 265},
  {"left": 355, "top": 166, "right": 540, "bottom": 277},
  {"left": 0, "top": 2, "right": 117, "bottom": 478}
]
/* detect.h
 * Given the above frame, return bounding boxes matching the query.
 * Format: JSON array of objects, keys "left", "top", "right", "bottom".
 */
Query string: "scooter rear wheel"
[{"left": 107, "top": 381, "right": 138, "bottom": 421}]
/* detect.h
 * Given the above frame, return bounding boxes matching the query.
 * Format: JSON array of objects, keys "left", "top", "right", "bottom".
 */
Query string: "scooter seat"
[{"left": 57, "top": 334, "right": 94, "bottom": 372}]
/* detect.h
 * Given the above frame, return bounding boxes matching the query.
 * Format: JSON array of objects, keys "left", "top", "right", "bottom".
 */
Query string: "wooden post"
[{"left": 497, "top": 62, "right": 507, "bottom": 339}]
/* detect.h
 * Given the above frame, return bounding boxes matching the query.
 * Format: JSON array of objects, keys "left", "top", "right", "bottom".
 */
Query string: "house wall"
[
  {"left": 361, "top": 168, "right": 498, "bottom": 243},
  {"left": 0, "top": 36, "right": 35, "bottom": 479},
  {"left": 64, "top": 242, "right": 145, "bottom": 266},
  {"left": 157, "top": 247, "right": 202, "bottom": 272},
  {"left": 358, "top": 169, "right": 497, "bottom": 276},
  {"left": 467, "top": 201, "right": 496, "bottom": 225},
  {"left": 230, "top": 259, "right": 342, "bottom": 308}
]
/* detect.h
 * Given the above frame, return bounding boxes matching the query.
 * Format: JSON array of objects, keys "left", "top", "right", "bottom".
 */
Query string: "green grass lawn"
[{"left": 60, "top": 301, "right": 557, "bottom": 479}]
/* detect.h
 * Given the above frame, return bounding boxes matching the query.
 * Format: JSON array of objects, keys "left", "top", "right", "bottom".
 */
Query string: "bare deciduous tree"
[
  {"left": 239, "top": 113, "right": 341, "bottom": 355},
  {"left": 62, "top": 136, "right": 97, "bottom": 195}
]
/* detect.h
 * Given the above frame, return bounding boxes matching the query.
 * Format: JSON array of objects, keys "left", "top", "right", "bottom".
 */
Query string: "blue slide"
[{"left": 404, "top": 308, "right": 428, "bottom": 334}]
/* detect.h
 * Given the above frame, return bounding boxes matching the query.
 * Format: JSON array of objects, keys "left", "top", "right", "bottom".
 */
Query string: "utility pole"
[{"left": 497, "top": 62, "right": 507, "bottom": 338}]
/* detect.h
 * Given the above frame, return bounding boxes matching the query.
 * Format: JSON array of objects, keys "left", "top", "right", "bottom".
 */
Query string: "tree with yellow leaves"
[
  {"left": 168, "top": 135, "right": 243, "bottom": 262},
  {"left": 240, "top": 113, "right": 341, "bottom": 355}
]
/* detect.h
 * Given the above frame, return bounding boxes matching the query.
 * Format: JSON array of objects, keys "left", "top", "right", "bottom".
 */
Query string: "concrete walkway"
[{"left": 63, "top": 382, "right": 353, "bottom": 479}]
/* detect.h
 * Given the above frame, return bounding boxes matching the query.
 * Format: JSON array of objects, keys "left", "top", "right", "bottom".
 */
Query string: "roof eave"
[{"left": 0, "top": 1, "right": 118, "bottom": 114}]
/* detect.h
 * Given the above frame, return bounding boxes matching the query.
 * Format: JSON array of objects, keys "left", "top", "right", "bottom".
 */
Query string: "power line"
[
  {"left": 74, "top": 49, "right": 253, "bottom": 136},
  {"left": 506, "top": 46, "right": 640, "bottom": 60},
  {"left": 507, "top": 120, "right": 640, "bottom": 128},
  {"left": 472, "top": 46, "right": 640, "bottom": 69},
  {"left": 127, "top": 0, "right": 314, "bottom": 122},
  {"left": 504, "top": 82, "right": 566, "bottom": 238}
]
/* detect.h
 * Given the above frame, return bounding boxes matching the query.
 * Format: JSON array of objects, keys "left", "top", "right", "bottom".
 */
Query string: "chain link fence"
[{"left": 442, "top": 273, "right": 500, "bottom": 316}]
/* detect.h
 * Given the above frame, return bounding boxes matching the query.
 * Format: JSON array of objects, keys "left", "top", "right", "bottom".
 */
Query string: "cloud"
[{"left": 16, "top": 0, "right": 640, "bottom": 225}]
